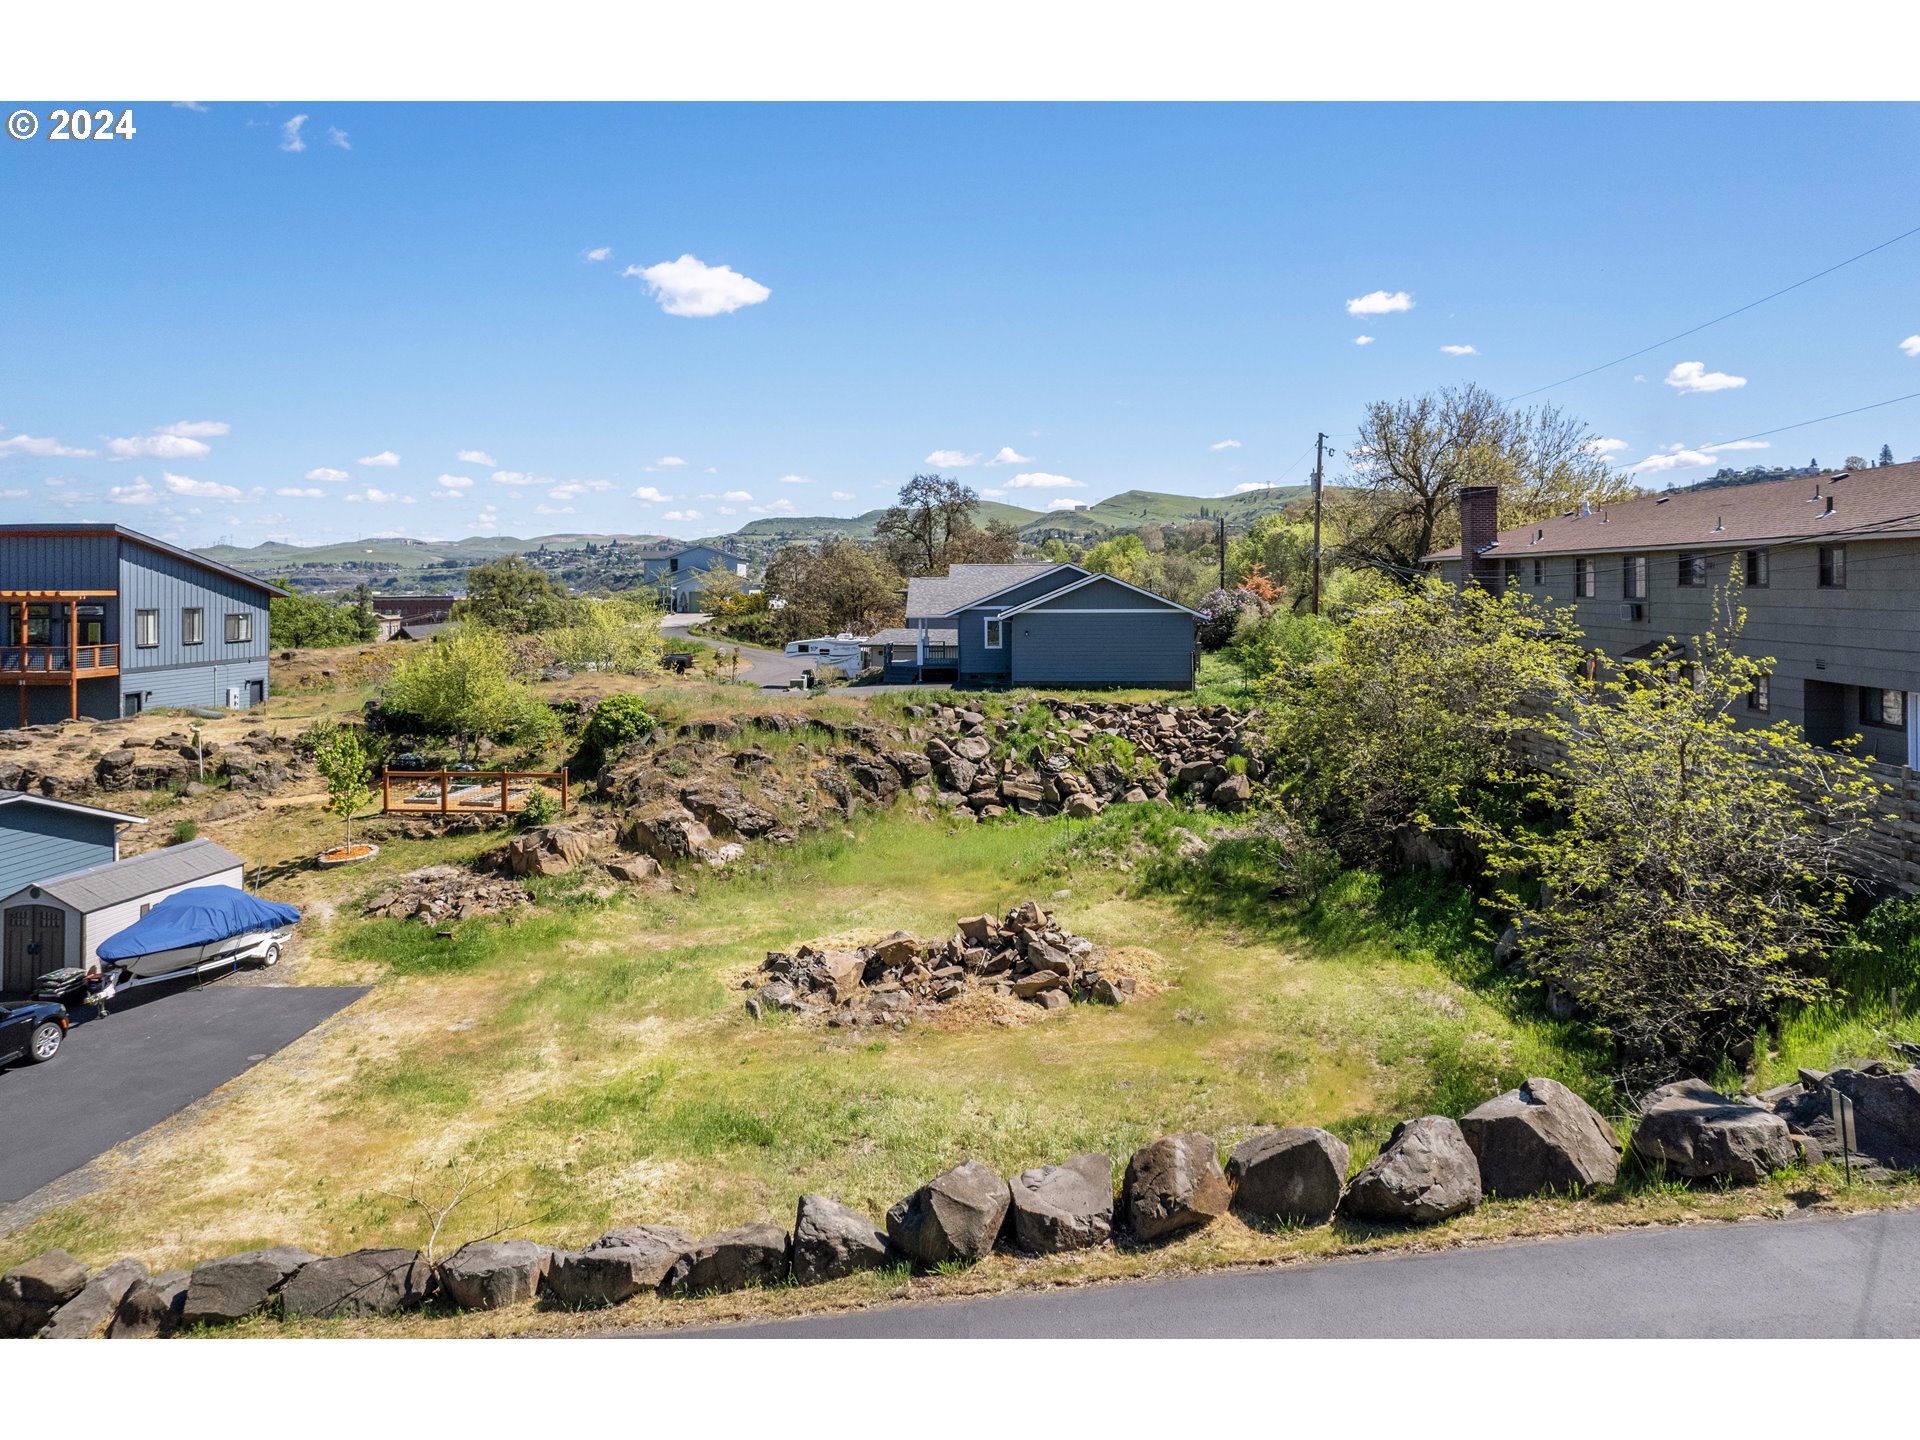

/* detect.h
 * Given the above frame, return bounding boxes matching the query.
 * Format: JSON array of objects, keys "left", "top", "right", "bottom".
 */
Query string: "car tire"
[{"left": 26, "top": 1022, "right": 62, "bottom": 1064}]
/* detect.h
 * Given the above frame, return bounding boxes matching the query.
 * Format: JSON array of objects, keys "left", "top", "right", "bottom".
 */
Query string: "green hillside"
[
  {"left": 197, "top": 532, "right": 663, "bottom": 573},
  {"left": 729, "top": 498, "right": 1044, "bottom": 542}
]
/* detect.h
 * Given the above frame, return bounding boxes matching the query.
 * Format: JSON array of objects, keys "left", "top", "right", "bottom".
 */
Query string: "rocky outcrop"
[
  {"left": 1009, "top": 1153, "right": 1115, "bottom": 1254},
  {"left": 1459, "top": 1078, "right": 1621, "bottom": 1196},
  {"left": 1341, "top": 1117, "right": 1481, "bottom": 1224},
  {"left": 1225, "top": 1127, "right": 1350, "bottom": 1225},
  {"left": 183, "top": 1246, "right": 318, "bottom": 1325},
  {"left": 621, "top": 804, "right": 716, "bottom": 864},
  {"left": 1631, "top": 1079, "right": 1797, "bottom": 1183},
  {"left": 281, "top": 1248, "right": 431, "bottom": 1320},
  {"left": 363, "top": 865, "right": 532, "bottom": 924},
  {"left": 664, "top": 1224, "right": 791, "bottom": 1296},
  {"left": 502, "top": 821, "right": 615, "bottom": 877},
  {"left": 1770, "top": 1066, "right": 1920, "bottom": 1175},
  {"left": 436, "top": 1241, "right": 555, "bottom": 1311},
  {"left": 1121, "top": 1133, "right": 1231, "bottom": 1241},
  {"left": 791, "top": 1196, "right": 892, "bottom": 1285},
  {"left": 886, "top": 1160, "right": 1011, "bottom": 1267}
]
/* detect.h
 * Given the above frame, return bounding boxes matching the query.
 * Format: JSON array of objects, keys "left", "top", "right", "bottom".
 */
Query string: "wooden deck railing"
[
  {"left": 0, "top": 643, "right": 119, "bottom": 675},
  {"left": 380, "top": 768, "right": 570, "bottom": 815}
]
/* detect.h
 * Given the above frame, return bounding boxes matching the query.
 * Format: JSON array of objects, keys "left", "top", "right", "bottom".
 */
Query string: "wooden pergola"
[{"left": 1, "top": 589, "right": 120, "bottom": 725}]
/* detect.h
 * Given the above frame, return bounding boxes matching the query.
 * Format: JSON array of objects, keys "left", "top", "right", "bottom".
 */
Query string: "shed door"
[
  {"left": 4, "top": 906, "right": 65, "bottom": 990},
  {"left": 246, "top": 679, "right": 266, "bottom": 707}
]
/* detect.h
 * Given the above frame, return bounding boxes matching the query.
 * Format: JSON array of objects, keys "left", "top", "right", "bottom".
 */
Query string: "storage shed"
[{"left": 1, "top": 837, "right": 245, "bottom": 990}]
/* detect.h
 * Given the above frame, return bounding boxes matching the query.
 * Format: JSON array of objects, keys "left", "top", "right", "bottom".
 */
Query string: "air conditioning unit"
[
  {"left": 1619, "top": 602, "right": 1646, "bottom": 622},
  {"left": 226, "top": 687, "right": 243, "bottom": 709}
]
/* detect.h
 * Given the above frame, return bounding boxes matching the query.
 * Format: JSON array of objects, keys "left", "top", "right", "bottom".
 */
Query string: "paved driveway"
[
  {"left": 0, "top": 982, "right": 366, "bottom": 1207},
  {"left": 664, "top": 1207, "right": 1920, "bottom": 1338}
]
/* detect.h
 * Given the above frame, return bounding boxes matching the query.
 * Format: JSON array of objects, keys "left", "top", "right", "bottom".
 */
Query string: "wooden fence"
[{"left": 381, "top": 768, "right": 569, "bottom": 816}]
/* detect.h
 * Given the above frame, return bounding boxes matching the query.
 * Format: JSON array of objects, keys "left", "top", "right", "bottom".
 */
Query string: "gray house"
[
  {"left": 2, "top": 837, "right": 244, "bottom": 990},
  {"left": 0, "top": 791, "right": 143, "bottom": 904},
  {"left": 1425, "top": 463, "right": 1920, "bottom": 767},
  {"left": 1, "top": 523, "right": 283, "bottom": 728},
  {"left": 634, "top": 543, "right": 750, "bottom": 613},
  {"left": 890, "top": 562, "right": 1200, "bottom": 688}
]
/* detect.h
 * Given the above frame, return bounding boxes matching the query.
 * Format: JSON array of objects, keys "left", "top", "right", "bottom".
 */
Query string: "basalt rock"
[
  {"left": 1460, "top": 1078, "right": 1620, "bottom": 1195},
  {"left": 1009, "top": 1153, "right": 1115, "bottom": 1254},
  {"left": 437, "top": 1240, "right": 556, "bottom": 1311},
  {"left": 1632, "top": 1079, "right": 1797, "bottom": 1183},
  {"left": 1121, "top": 1133, "right": 1231, "bottom": 1241},
  {"left": 1226, "top": 1127, "right": 1350, "bottom": 1225},
  {"left": 281, "top": 1248, "right": 431, "bottom": 1319},
  {"left": 886, "top": 1160, "right": 1011, "bottom": 1267},
  {"left": 792, "top": 1196, "right": 893, "bottom": 1285},
  {"left": 1341, "top": 1116, "right": 1481, "bottom": 1224},
  {"left": 664, "top": 1224, "right": 791, "bottom": 1296},
  {"left": 183, "top": 1246, "right": 318, "bottom": 1325}
]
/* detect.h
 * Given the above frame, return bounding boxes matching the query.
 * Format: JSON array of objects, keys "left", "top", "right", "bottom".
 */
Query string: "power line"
[
  {"left": 1505, "top": 218, "right": 1920, "bottom": 402},
  {"left": 1699, "top": 389, "right": 1920, "bottom": 451}
]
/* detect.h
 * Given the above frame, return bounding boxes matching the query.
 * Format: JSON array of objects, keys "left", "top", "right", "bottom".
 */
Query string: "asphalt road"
[
  {"left": 0, "top": 981, "right": 366, "bottom": 1206},
  {"left": 674, "top": 1208, "right": 1920, "bottom": 1338},
  {"left": 661, "top": 612, "right": 821, "bottom": 691}
]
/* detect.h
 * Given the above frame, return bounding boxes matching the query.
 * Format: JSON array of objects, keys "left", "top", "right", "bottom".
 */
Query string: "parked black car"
[{"left": 0, "top": 1001, "right": 68, "bottom": 1068}]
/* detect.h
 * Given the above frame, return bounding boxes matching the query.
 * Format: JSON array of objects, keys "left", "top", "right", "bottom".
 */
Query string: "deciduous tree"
[{"left": 383, "top": 626, "right": 560, "bottom": 761}]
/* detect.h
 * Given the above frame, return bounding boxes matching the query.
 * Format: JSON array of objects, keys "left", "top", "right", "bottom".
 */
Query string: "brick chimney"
[{"left": 1458, "top": 485, "right": 1501, "bottom": 586}]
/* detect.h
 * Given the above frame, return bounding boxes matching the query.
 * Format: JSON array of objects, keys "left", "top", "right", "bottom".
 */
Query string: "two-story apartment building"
[
  {"left": 1424, "top": 464, "right": 1920, "bottom": 767},
  {"left": 1, "top": 523, "right": 283, "bottom": 729}
]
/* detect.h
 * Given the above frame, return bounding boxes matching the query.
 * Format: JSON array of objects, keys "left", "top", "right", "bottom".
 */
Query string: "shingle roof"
[
  {"left": 19, "top": 838, "right": 244, "bottom": 912},
  {"left": 1424, "top": 461, "right": 1920, "bottom": 563},
  {"left": 866, "top": 627, "right": 958, "bottom": 647},
  {"left": 905, "top": 562, "right": 1069, "bottom": 619}
]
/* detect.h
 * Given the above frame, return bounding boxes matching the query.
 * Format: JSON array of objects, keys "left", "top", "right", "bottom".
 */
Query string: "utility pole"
[
  {"left": 1217, "top": 517, "right": 1226, "bottom": 591},
  {"left": 1311, "top": 431, "right": 1327, "bottom": 616}
]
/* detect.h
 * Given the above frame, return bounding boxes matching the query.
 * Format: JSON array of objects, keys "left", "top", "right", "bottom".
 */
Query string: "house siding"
[
  {"left": 0, "top": 807, "right": 121, "bottom": 900},
  {"left": 1009, "top": 609, "right": 1198, "bottom": 688},
  {"left": 949, "top": 570, "right": 1084, "bottom": 682}
]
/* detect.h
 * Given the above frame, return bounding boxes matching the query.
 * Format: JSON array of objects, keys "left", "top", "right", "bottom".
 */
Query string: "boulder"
[
  {"left": 1211, "top": 773, "right": 1252, "bottom": 811},
  {"left": 1063, "top": 793, "right": 1102, "bottom": 820},
  {"left": 42, "top": 1258, "right": 148, "bottom": 1340},
  {"left": 1089, "top": 974, "right": 1136, "bottom": 1005},
  {"left": 886, "top": 1160, "right": 1012, "bottom": 1267},
  {"left": 183, "top": 1246, "right": 318, "bottom": 1324},
  {"left": 1774, "top": 1067, "right": 1920, "bottom": 1173},
  {"left": 1121, "top": 1133, "right": 1231, "bottom": 1241},
  {"left": 1459, "top": 1078, "right": 1621, "bottom": 1195},
  {"left": 1225, "top": 1127, "right": 1350, "bottom": 1225},
  {"left": 108, "top": 1270, "right": 190, "bottom": 1339},
  {"left": 1631, "top": 1079, "right": 1797, "bottom": 1182},
  {"left": 620, "top": 805, "right": 713, "bottom": 864},
  {"left": 665, "top": 1224, "right": 791, "bottom": 1296},
  {"left": 792, "top": 1195, "right": 892, "bottom": 1285},
  {"left": 584, "top": 1224, "right": 694, "bottom": 1257},
  {"left": 1341, "top": 1116, "right": 1482, "bottom": 1224},
  {"left": 437, "top": 1240, "right": 555, "bottom": 1311},
  {"left": 0, "top": 1248, "right": 89, "bottom": 1334},
  {"left": 281, "top": 1248, "right": 431, "bottom": 1319},
  {"left": 544, "top": 1240, "right": 686, "bottom": 1308},
  {"left": 606, "top": 855, "right": 661, "bottom": 883},
  {"left": 1009, "top": 1153, "right": 1114, "bottom": 1254}
]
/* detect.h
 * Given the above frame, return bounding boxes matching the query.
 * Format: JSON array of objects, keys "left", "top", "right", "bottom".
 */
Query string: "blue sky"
[{"left": 3, "top": 101, "right": 1918, "bottom": 548}]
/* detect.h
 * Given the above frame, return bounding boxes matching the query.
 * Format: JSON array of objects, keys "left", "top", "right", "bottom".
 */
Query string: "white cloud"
[
  {"left": 108, "top": 476, "right": 159, "bottom": 505},
  {"left": 1043, "top": 498, "right": 1085, "bottom": 512},
  {"left": 1346, "top": 290, "right": 1413, "bottom": 317},
  {"left": 1702, "top": 439, "right": 1770, "bottom": 454},
  {"left": 1354, "top": 335, "right": 1375, "bottom": 346},
  {"left": 491, "top": 470, "right": 548, "bottom": 486},
  {"left": 327, "top": 127, "right": 350, "bottom": 151},
  {"left": 1583, "top": 437, "right": 1630, "bottom": 455},
  {"left": 0, "top": 429, "right": 95, "bottom": 458},
  {"left": 632, "top": 485, "right": 673, "bottom": 503},
  {"left": 987, "top": 447, "right": 1033, "bottom": 466},
  {"left": 654, "top": 456, "right": 687, "bottom": 467},
  {"left": 1232, "top": 482, "right": 1278, "bottom": 493},
  {"left": 584, "top": 246, "right": 612, "bottom": 263},
  {"left": 107, "top": 432, "right": 210, "bottom": 460},
  {"left": 749, "top": 498, "right": 797, "bottom": 515},
  {"left": 535, "top": 504, "right": 573, "bottom": 515},
  {"left": 662, "top": 509, "right": 703, "bottom": 522},
  {"left": 173, "top": 101, "right": 209, "bottom": 113},
  {"left": 547, "top": 481, "right": 611, "bottom": 501},
  {"left": 1209, "top": 439, "right": 1242, "bottom": 451},
  {"left": 1439, "top": 344, "right": 1478, "bottom": 356},
  {"left": 1004, "top": 472, "right": 1084, "bottom": 489},
  {"left": 357, "top": 450, "right": 401, "bottom": 466},
  {"left": 280, "top": 114, "right": 308, "bottom": 153},
  {"left": 457, "top": 448, "right": 496, "bottom": 466},
  {"left": 831, "top": 490, "right": 856, "bottom": 501},
  {"left": 1664, "top": 360, "right": 1747, "bottom": 394},
  {"left": 163, "top": 471, "right": 243, "bottom": 500},
  {"left": 1901, "top": 335, "right": 1920, "bottom": 358},
  {"left": 0, "top": 489, "right": 25, "bottom": 499},
  {"left": 924, "top": 450, "right": 979, "bottom": 468},
  {"left": 305, "top": 466, "right": 351, "bottom": 482},
  {"left": 779, "top": 474, "right": 813, "bottom": 485},
  {"left": 722, "top": 490, "right": 753, "bottom": 502},
  {"left": 347, "top": 487, "right": 414, "bottom": 503},
  {"left": 279, "top": 486, "right": 325, "bottom": 499},
  {"left": 158, "top": 420, "right": 230, "bottom": 438},
  {"left": 624, "top": 254, "right": 771, "bottom": 318},
  {"left": 436, "top": 474, "right": 474, "bottom": 489},
  {"left": 1624, "top": 444, "right": 1718, "bottom": 475}
]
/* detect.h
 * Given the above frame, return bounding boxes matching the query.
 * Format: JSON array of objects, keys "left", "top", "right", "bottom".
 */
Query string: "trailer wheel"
[
  {"left": 26, "top": 1022, "right": 62, "bottom": 1064},
  {"left": 259, "top": 943, "right": 281, "bottom": 968}
]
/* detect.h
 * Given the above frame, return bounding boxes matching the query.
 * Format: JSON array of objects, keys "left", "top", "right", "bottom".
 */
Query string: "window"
[
  {"left": 1532, "top": 558, "right": 1544, "bottom": 587},
  {"left": 1577, "top": 558, "right": 1596, "bottom": 598},
  {"left": 224, "top": 611, "right": 253, "bottom": 644},
  {"left": 1503, "top": 560, "right": 1520, "bottom": 587},
  {"left": 181, "top": 607, "right": 204, "bottom": 646},
  {"left": 1622, "top": 554, "right": 1647, "bottom": 600},
  {"left": 1748, "top": 674, "right": 1771, "bottom": 713},
  {"left": 1819, "top": 544, "right": 1847, "bottom": 588},
  {"left": 1744, "top": 549, "right": 1770, "bottom": 587},
  {"left": 23, "top": 604, "right": 52, "bottom": 645},
  {"left": 1861, "top": 688, "right": 1905, "bottom": 728},
  {"left": 134, "top": 609, "right": 159, "bottom": 649},
  {"left": 1677, "top": 552, "right": 1707, "bottom": 587},
  {"left": 983, "top": 617, "right": 1003, "bottom": 650}
]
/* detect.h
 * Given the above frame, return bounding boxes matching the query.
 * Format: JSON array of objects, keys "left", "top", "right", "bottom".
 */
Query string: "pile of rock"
[
  {"left": 745, "top": 899, "right": 1136, "bottom": 1025},
  {"left": 913, "top": 699, "right": 1262, "bottom": 821},
  {"left": 1759, "top": 1062, "right": 1920, "bottom": 1176},
  {"left": 363, "top": 865, "right": 533, "bottom": 924}
]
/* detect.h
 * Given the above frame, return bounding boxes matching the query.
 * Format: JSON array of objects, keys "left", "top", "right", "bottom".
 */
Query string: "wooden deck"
[{"left": 380, "top": 768, "right": 570, "bottom": 815}]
